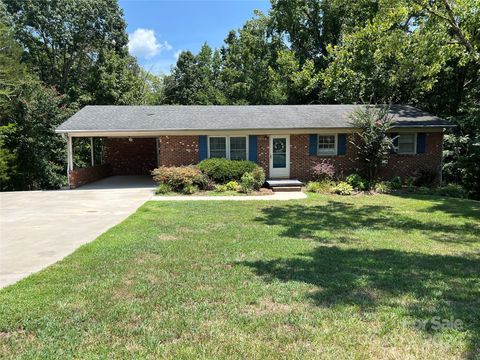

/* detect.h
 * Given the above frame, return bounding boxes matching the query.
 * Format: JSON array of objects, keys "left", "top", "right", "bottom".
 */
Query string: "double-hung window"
[
  {"left": 317, "top": 134, "right": 337, "bottom": 155},
  {"left": 208, "top": 136, "right": 247, "bottom": 160},
  {"left": 397, "top": 133, "right": 416, "bottom": 154}
]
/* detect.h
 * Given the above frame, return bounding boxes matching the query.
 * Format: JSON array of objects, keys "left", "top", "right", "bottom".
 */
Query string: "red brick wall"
[
  {"left": 158, "top": 135, "right": 199, "bottom": 166},
  {"left": 104, "top": 138, "right": 157, "bottom": 175},
  {"left": 290, "top": 132, "right": 443, "bottom": 181},
  {"left": 257, "top": 135, "right": 270, "bottom": 177},
  {"left": 378, "top": 132, "right": 443, "bottom": 180},
  {"left": 68, "top": 163, "right": 112, "bottom": 188},
  {"left": 290, "top": 134, "right": 359, "bottom": 180},
  {"left": 128, "top": 133, "right": 443, "bottom": 181}
]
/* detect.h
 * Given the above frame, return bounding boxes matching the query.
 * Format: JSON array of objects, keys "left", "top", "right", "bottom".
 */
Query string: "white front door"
[{"left": 269, "top": 135, "right": 290, "bottom": 178}]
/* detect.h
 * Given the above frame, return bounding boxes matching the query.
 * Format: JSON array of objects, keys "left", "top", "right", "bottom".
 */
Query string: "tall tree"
[
  {"left": 5, "top": 0, "right": 129, "bottom": 103},
  {"left": 220, "top": 12, "right": 286, "bottom": 104}
]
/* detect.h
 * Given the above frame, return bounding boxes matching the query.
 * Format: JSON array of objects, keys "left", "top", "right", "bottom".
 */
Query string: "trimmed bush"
[
  {"left": 306, "top": 180, "right": 334, "bottom": 194},
  {"left": 436, "top": 184, "right": 466, "bottom": 198},
  {"left": 240, "top": 172, "right": 255, "bottom": 193},
  {"left": 214, "top": 184, "right": 228, "bottom": 192},
  {"left": 250, "top": 166, "right": 266, "bottom": 190},
  {"left": 182, "top": 184, "right": 198, "bottom": 195},
  {"left": 151, "top": 166, "right": 206, "bottom": 192},
  {"left": 225, "top": 181, "right": 240, "bottom": 191},
  {"left": 155, "top": 183, "right": 172, "bottom": 194},
  {"left": 413, "top": 167, "right": 438, "bottom": 186},
  {"left": 346, "top": 173, "right": 369, "bottom": 191},
  {"left": 374, "top": 181, "right": 392, "bottom": 194},
  {"left": 333, "top": 182, "right": 353, "bottom": 195},
  {"left": 198, "top": 158, "right": 257, "bottom": 183},
  {"left": 390, "top": 176, "right": 402, "bottom": 189}
]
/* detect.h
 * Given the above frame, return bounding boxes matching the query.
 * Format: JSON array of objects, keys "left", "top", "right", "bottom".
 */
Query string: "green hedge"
[{"left": 198, "top": 158, "right": 258, "bottom": 183}]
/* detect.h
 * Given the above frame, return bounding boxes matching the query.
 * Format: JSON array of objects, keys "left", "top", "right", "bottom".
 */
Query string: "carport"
[{"left": 62, "top": 135, "right": 159, "bottom": 188}]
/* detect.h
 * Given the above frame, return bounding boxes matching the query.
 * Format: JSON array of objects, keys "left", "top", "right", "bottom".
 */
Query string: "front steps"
[{"left": 265, "top": 179, "right": 304, "bottom": 192}]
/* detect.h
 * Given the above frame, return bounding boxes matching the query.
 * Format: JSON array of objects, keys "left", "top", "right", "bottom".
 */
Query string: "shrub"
[
  {"left": 333, "top": 181, "right": 353, "bottom": 195},
  {"left": 390, "top": 176, "right": 402, "bottom": 189},
  {"left": 346, "top": 173, "right": 369, "bottom": 191},
  {"left": 240, "top": 172, "right": 255, "bottom": 193},
  {"left": 374, "top": 181, "right": 392, "bottom": 194},
  {"left": 225, "top": 180, "right": 240, "bottom": 191},
  {"left": 198, "top": 158, "right": 257, "bottom": 183},
  {"left": 214, "top": 184, "right": 228, "bottom": 192},
  {"left": 435, "top": 184, "right": 466, "bottom": 198},
  {"left": 182, "top": 184, "right": 198, "bottom": 195},
  {"left": 413, "top": 167, "right": 438, "bottom": 186},
  {"left": 311, "top": 160, "right": 335, "bottom": 180},
  {"left": 251, "top": 166, "right": 266, "bottom": 190},
  {"left": 155, "top": 183, "right": 172, "bottom": 194},
  {"left": 306, "top": 180, "right": 334, "bottom": 194},
  {"left": 151, "top": 166, "right": 206, "bottom": 192}
]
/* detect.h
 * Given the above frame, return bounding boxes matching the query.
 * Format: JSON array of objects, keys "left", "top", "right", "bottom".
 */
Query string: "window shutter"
[
  {"left": 390, "top": 133, "right": 398, "bottom": 154},
  {"left": 248, "top": 135, "right": 257, "bottom": 162},
  {"left": 309, "top": 134, "right": 317, "bottom": 156},
  {"left": 417, "top": 133, "right": 426, "bottom": 154},
  {"left": 338, "top": 134, "right": 346, "bottom": 155},
  {"left": 199, "top": 135, "right": 208, "bottom": 161}
]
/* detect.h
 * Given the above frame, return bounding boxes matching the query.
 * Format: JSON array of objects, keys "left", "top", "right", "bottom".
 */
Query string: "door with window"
[{"left": 269, "top": 135, "right": 290, "bottom": 178}]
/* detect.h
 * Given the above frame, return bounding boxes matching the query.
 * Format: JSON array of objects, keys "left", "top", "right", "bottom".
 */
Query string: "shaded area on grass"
[
  {"left": 255, "top": 200, "right": 479, "bottom": 245},
  {"left": 242, "top": 199, "right": 480, "bottom": 358}
]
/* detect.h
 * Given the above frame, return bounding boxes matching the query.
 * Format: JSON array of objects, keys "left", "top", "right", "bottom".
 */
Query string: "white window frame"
[
  {"left": 396, "top": 133, "right": 417, "bottom": 155},
  {"left": 317, "top": 134, "right": 338, "bottom": 156},
  {"left": 208, "top": 136, "right": 249, "bottom": 160}
]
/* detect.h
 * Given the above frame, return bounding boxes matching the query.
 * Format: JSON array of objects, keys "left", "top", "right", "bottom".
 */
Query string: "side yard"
[{"left": 0, "top": 194, "right": 479, "bottom": 359}]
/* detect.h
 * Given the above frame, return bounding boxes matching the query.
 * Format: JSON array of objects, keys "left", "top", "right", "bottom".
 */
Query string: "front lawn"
[{"left": 1, "top": 194, "right": 479, "bottom": 359}]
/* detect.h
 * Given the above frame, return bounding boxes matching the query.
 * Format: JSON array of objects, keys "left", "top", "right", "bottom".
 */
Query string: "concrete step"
[
  {"left": 266, "top": 179, "right": 304, "bottom": 188},
  {"left": 272, "top": 186, "right": 303, "bottom": 192}
]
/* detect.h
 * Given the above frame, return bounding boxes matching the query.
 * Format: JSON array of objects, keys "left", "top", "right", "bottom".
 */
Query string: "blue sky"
[{"left": 119, "top": 0, "right": 271, "bottom": 74}]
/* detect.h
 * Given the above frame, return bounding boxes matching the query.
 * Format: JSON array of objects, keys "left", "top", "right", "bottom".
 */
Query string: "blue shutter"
[
  {"left": 248, "top": 135, "right": 257, "bottom": 162},
  {"left": 390, "top": 133, "right": 398, "bottom": 154},
  {"left": 338, "top": 134, "right": 346, "bottom": 155},
  {"left": 417, "top": 133, "right": 426, "bottom": 154},
  {"left": 199, "top": 135, "right": 208, "bottom": 161},
  {"left": 309, "top": 134, "right": 317, "bottom": 156}
]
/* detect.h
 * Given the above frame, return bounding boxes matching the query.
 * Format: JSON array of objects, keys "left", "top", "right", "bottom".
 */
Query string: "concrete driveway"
[{"left": 0, "top": 176, "right": 155, "bottom": 288}]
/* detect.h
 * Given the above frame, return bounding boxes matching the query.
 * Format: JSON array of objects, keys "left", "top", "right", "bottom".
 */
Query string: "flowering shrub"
[
  {"left": 151, "top": 166, "right": 206, "bottom": 192},
  {"left": 311, "top": 160, "right": 335, "bottom": 180}
]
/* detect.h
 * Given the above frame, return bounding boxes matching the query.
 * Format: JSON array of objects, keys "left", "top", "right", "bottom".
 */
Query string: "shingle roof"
[{"left": 56, "top": 104, "right": 452, "bottom": 133}]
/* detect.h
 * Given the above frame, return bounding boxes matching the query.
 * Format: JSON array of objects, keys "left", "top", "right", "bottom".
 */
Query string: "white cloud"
[{"left": 128, "top": 28, "right": 171, "bottom": 59}]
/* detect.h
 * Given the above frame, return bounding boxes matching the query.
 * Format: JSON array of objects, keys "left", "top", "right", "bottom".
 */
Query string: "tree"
[
  {"left": 164, "top": 44, "right": 226, "bottom": 105},
  {"left": 88, "top": 51, "right": 152, "bottom": 105},
  {"left": 4, "top": 80, "right": 71, "bottom": 190},
  {"left": 349, "top": 106, "right": 395, "bottom": 183},
  {"left": 5, "top": 0, "right": 129, "bottom": 102},
  {"left": 220, "top": 12, "right": 286, "bottom": 104},
  {"left": 0, "top": 4, "right": 27, "bottom": 117}
]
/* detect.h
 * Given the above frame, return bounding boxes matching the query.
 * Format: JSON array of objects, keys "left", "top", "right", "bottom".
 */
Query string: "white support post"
[
  {"left": 67, "top": 134, "right": 73, "bottom": 175},
  {"left": 156, "top": 137, "right": 160, "bottom": 167},
  {"left": 90, "top": 137, "right": 94, "bottom": 167}
]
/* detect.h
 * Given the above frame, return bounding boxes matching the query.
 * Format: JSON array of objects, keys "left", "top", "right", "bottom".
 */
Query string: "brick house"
[{"left": 56, "top": 105, "right": 452, "bottom": 188}]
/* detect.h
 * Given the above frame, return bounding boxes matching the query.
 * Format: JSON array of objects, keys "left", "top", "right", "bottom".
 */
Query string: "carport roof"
[{"left": 56, "top": 105, "right": 452, "bottom": 133}]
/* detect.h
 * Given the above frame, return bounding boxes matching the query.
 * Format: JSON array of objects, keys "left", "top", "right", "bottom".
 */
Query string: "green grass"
[{"left": 1, "top": 194, "right": 479, "bottom": 359}]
